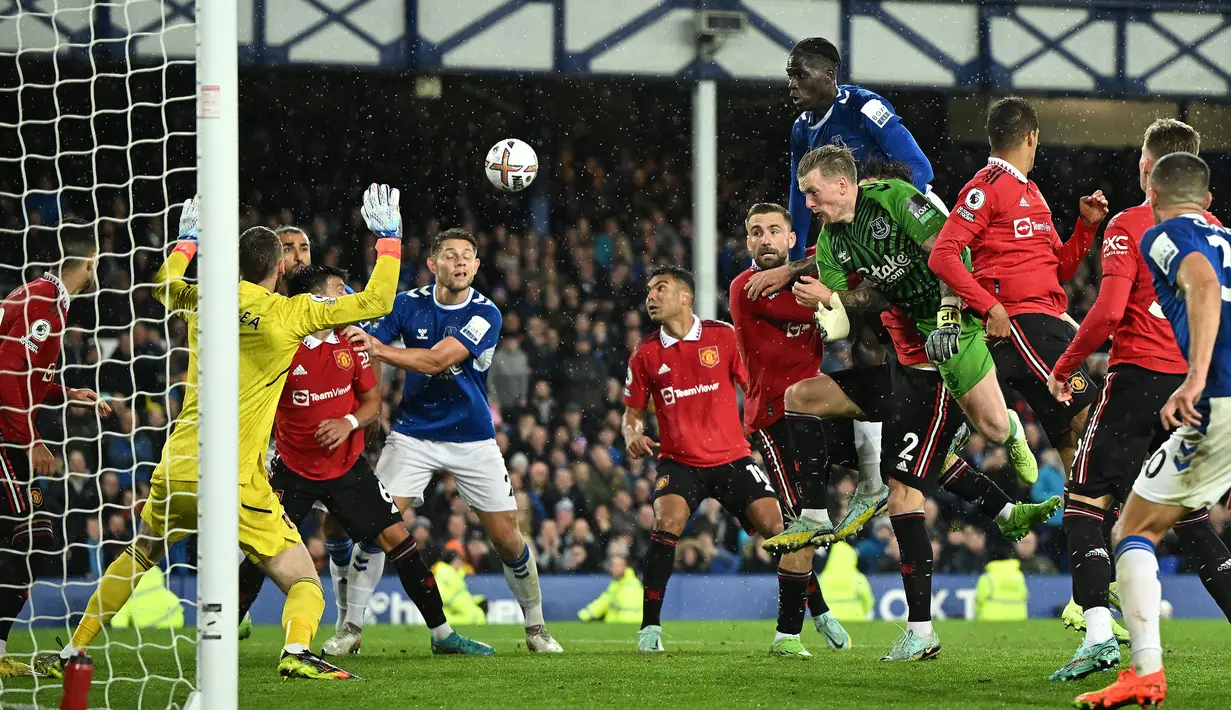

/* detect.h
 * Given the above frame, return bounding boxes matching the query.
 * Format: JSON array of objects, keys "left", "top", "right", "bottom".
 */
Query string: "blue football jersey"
[
  {"left": 1141, "top": 213, "right": 1231, "bottom": 401},
  {"left": 369, "top": 286, "right": 501, "bottom": 442},
  {"left": 788, "top": 85, "right": 934, "bottom": 259}
]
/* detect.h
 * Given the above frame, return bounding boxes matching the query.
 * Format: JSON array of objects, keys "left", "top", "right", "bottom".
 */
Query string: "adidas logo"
[
  {"left": 1019, "top": 197, "right": 1029, "bottom": 207},
  {"left": 658, "top": 363, "right": 671, "bottom": 374},
  {"left": 1087, "top": 548, "right": 1110, "bottom": 561},
  {"left": 1219, "top": 559, "right": 1231, "bottom": 572},
  {"left": 292, "top": 364, "right": 308, "bottom": 376},
  {"left": 896, "top": 460, "right": 908, "bottom": 472}
]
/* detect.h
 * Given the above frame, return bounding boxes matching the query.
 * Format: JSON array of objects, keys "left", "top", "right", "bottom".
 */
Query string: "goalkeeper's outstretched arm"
[{"left": 152, "top": 197, "right": 201, "bottom": 314}]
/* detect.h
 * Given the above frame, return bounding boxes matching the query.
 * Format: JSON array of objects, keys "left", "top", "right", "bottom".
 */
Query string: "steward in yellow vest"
[
  {"left": 579, "top": 555, "right": 643, "bottom": 623},
  {"left": 975, "top": 558, "right": 1029, "bottom": 621},
  {"left": 818, "top": 542, "right": 874, "bottom": 621}
]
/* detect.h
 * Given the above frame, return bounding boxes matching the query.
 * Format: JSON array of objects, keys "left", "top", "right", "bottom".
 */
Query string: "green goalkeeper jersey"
[{"left": 813, "top": 179, "right": 970, "bottom": 331}]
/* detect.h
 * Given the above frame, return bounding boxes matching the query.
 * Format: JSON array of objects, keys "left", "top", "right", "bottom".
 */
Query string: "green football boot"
[
  {"left": 826, "top": 487, "right": 889, "bottom": 545},
  {"left": 763, "top": 514, "right": 832, "bottom": 554},
  {"left": 1005, "top": 410, "right": 1038, "bottom": 484},
  {"left": 879, "top": 629, "right": 941, "bottom": 662},
  {"left": 769, "top": 634, "right": 812, "bottom": 659},
  {"left": 998, "top": 496, "right": 1063, "bottom": 541},
  {"left": 238, "top": 613, "right": 253, "bottom": 641},
  {"left": 1049, "top": 638, "right": 1120, "bottom": 681},
  {"left": 813, "top": 611, "right": 851, "bottom": 650}
]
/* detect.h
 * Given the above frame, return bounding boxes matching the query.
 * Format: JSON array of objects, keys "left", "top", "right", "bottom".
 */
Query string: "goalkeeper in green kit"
[{"left": 745, "top": 144, "right": 1038, "bottom": 660}]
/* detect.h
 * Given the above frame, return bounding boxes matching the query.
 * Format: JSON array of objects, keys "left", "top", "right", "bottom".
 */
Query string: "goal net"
[{"left": 1, "top": 2, "right": 205, "bottom": 708}]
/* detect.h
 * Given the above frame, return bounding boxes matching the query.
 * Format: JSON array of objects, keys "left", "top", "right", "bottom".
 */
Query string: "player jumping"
[
  {"left": 342, "top": 228, "right": 563, "bottom": 654},
  {"left": 929, "top": 96, "right": 1108, "bottom": 478},
  {"left": 37, "top": 185, "right": 403, "bottom": 680},
  {"left": 1075, "top": 152, "right": 1231, "bottom": 710},
  {"left": 234, "top": 264, "right": 493, "bottom": 656},
  {"left": 1048, "top": 121, "right": 1231, "bottom": 682},
  {"left": 730, "top": 203, "right": 854, "bottom": 653},
  {"left": 0, "top": 222, "right": 110, "bottom": 678}
]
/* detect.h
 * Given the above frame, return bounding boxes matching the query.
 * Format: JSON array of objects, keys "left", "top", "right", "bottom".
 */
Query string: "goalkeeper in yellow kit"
[{"left": 37, "top": 185, "right": 404, "bottom": 680}]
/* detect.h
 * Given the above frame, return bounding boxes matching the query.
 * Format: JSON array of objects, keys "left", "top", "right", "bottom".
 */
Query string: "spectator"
[
  {"left": 1015, "top": 532, "right": 1058, "bottom": 575},
  {"left": 488, "top": 336, "right": 531, "bottom": 408}
]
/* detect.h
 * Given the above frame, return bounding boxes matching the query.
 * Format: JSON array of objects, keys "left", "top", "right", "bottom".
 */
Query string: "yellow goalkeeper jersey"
[{"left": 152, "top": 247, "right": 399, "bottom": 484}]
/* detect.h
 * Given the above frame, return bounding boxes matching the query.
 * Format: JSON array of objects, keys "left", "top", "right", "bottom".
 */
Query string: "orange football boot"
[{"left": 1074, "top": 667, "right": 1167, "bottom": 709}]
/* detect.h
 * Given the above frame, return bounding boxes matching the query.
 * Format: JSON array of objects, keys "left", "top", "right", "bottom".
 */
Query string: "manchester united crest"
[
  {"left": 1068, "top": 373, "right": 1088, "bottom": 393},
  {"left": 698, "top": 346, "right": 720, "bottom": 368},
  {"left": 656, "top": 475, "right": 669, "bottom": 490},
  {"left": 30, "top": 488, "right": 43, "bottom": 507},
  {"left": 333, "top": 350, "right": 354, "bottom": 370}
]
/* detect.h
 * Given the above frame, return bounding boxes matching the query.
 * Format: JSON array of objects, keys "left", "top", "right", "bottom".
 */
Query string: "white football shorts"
[
  {"left": 374, "top": 431, "right": 515, "bottom": 513},
  {"left": 1133, "top": 397, "right": 1231, "bottom": 510}
]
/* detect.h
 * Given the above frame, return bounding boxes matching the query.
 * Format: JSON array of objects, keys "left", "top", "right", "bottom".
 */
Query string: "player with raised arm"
[
  {"left": 786, "top": 37, "right": 941, "bottom": 261},
  {"left": 625, "top": 265, "right": 804, "bottom": 656},
  {"left": 929, "top": 97, "right": 1108, "bottom": 477},
  {"left": 36, "top": 185, "right": 403, "bottom": 680},
  {"left": 1075, "top": 153, "right": 1231, "bottom": 709},
  {"left": 1046, "top": 120, "right": 1231, "bottom": 682},
  {"left": 0, "top": 222, "right": 110, "bottom": 678},
  {"left": 233, "top": 264, "right": 492, "bottom": 656},
  {"left": 729, "top": 203, "right": 852, "bottom": 652},
  {"left": 342, "top": 228, "right": 563, "bottom": 655}
]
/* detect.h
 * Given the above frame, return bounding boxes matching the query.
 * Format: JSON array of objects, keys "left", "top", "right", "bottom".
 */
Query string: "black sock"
[
  {"left": 1174, "top": 508, "right": 1231, "bottom": 622},
  {"left": 237, "top": 559, "right": 267, "bottom": 622},
  {"left": 641, "top": 530, "right": 679, "bottom": 629},
  {"left": 387, "top": 536, "right": 448, "bottom": 629},
  {"left": 776, "top": 568, "right": 811, "bottom": 635},
  {"left": 785, "top": 412, "right": 830, "bottom": 509},
  {"left": 890, "top": 512, "right": 932, "bottom": 623},
  {"left": 806, "top": 570, "right": 829, "bottom": 616},
  {"left": 1063, "top": 498, "right": 1111, "bottom": 610},
  {"left": 1102, "top": 505, "right": 1121, "bottom": 583},
  {"left": 939, "top": 457, "right": 1012, "bottom": 521},
  {"left": 0, "top": 553, "right": 32, "bottom": 645}
]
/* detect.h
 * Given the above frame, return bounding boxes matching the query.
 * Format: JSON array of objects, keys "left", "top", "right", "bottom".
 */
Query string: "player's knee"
[
  {"left": 785, "top": 376, "right": 830, "bottom": 415},
  {"left": 482, "top": 512, "right": 524, "bottom": 559}
]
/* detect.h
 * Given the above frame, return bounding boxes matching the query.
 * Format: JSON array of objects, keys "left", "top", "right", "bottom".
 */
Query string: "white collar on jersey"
[
  {"left": 302, "top": 330, "right": 340, "bottom": 349},
  {"left": 660, "top": 314, "right": 703, "bottom": 348},
  {"left": 434, "top": 286, "right": 473, "bottom": 311},
  {"left": 988, "top": 157, "right": 1028, "bottom": 184},
  {"left": 41, "top": 273, "right": 70, "bottom": 312},
  {"left": 806, "top": 88, "right": 849, "bottom": 131}
]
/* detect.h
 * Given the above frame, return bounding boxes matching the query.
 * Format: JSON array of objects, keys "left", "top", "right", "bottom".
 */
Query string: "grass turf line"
[{"left": 1, "top": 620, "right": 1227, "bottom": 709}]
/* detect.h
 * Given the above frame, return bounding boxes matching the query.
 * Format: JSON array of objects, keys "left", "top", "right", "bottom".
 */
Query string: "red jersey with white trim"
[
  {"left": 623, "top": 316, "right": 751, "bottom": 467},
  {"left": 0, "top": 276, "right": 69, "bottom": 445},
  {"left": 729, "top": 268, "right": 824, "bottom": 432},
  {"left": 1102, "top": 204, "right": 1220, "bottom": 373},
  {"left": 931, "top": 157, "right": 1097, "bottom": 317},
  {"left": 274, "top": 330, "right": 376, "bottom": 480}
]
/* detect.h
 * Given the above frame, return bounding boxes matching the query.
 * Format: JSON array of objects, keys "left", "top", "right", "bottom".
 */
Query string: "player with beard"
[{"left": 730, "top": 203, "right": 852, "bottom": 653}]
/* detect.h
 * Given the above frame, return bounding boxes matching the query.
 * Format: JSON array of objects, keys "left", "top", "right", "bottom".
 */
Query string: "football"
[{"left": 484, "top": 138, "right": 538, "bottom": 192}]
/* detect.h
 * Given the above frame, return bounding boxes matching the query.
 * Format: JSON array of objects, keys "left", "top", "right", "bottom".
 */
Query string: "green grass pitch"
[{"left": 2, "top": 620, "right": 1228, "bottom": 709}]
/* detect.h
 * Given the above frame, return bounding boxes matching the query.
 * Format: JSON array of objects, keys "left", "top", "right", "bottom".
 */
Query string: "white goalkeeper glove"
[
  {"left": 361, "top": 183, "right": 402, "bottom": 239},
  {"left": 926, "top": 298, "right": 963, "bottom": 363},
  {"left": 814, "top": 292, "right": 849, "bottom": 341},
  {"left": 178, "top": 196, "right": 200, "bottom": 241}
]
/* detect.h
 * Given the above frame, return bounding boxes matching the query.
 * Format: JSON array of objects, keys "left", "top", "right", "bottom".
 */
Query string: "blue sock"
[
  {"left": 502, "top": 544, "right": 531, "bottom": 579},
  {"left": 1114, "top": 535, "right": 1156, "bottom": 561},
  {"left": 325, "top": 538, "right": 354, "bottom": 569},
  {"left": 358, "top": 539, "right": 382, "bottom": 556}
]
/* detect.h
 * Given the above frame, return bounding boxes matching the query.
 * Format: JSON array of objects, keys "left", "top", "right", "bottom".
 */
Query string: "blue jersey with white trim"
[
  {"left": 369, "top": 286, "right": 501, "bottom": 442},
  {"left": 1141, "top": 213, "right": 1231, "bottom": 401},
  {"left": 788, "top": 85, "right": 934, "bottom": 259}
]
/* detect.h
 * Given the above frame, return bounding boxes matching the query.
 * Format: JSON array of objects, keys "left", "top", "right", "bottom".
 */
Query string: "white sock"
[
  {"left": 502, "top": 544, "right": 546, "bottom": 628},
  {"left": 801, "top": 508, "right": 832, "bottom": 525},
  {"left": 0, "top": 639, "right": 6, "bottom": 656},
  {"left": 58, "top": 643, "right": 78, "bottom": 661},
  {"left": 853, "top": 421, "right": 885, "bottom": 496},
  {"left": 1006, "top": 409, "right": 1025, "bottom": 442},
  {"left": 345, "top": 541, "right": 385, "bottom": 630},
  {"left": 282, "top": 642, "right": 308, "bottom": 655},
  {"left": 1116, "top": 538, "right": 1163, "bottom": 675},
  {"left": 907, "top": 621, "right": 934, "bottom": 637},
  {"left": 1084, "top": 606, "right": 1113, "bottom": 644},
  {"left": 429, "top": 622, "right": 454, "bottom": 642},
  {"left": 329, "top": 562, "right": 349, "bottom": 633},
  {"left": 994, "top": 503, "right": 1014, "bottom": 524},
  {"left": 773, "top": 631, "right": 798, "bottom": 643}
]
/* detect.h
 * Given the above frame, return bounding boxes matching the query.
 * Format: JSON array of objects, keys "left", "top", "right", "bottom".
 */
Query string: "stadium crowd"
[{"left": 4, "top": 77, "right": 1231, "bottom": 586}]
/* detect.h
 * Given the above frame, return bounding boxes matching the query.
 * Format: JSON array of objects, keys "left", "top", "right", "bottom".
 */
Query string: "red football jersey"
[
  {"left": 728, "top": 268, "right": 824, "bottom": 432},
  {"left": 274, "top": 330, "right": 376, "bottom": 480},
  {"left": 932, "top": 157, "right": 1098, "bottom": 317},
  {"left": 623, "top": 316, "right": 751, "bottom": 467},
  {"left": 0, "top": 276, "right": 69, "bottom": 445}
]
